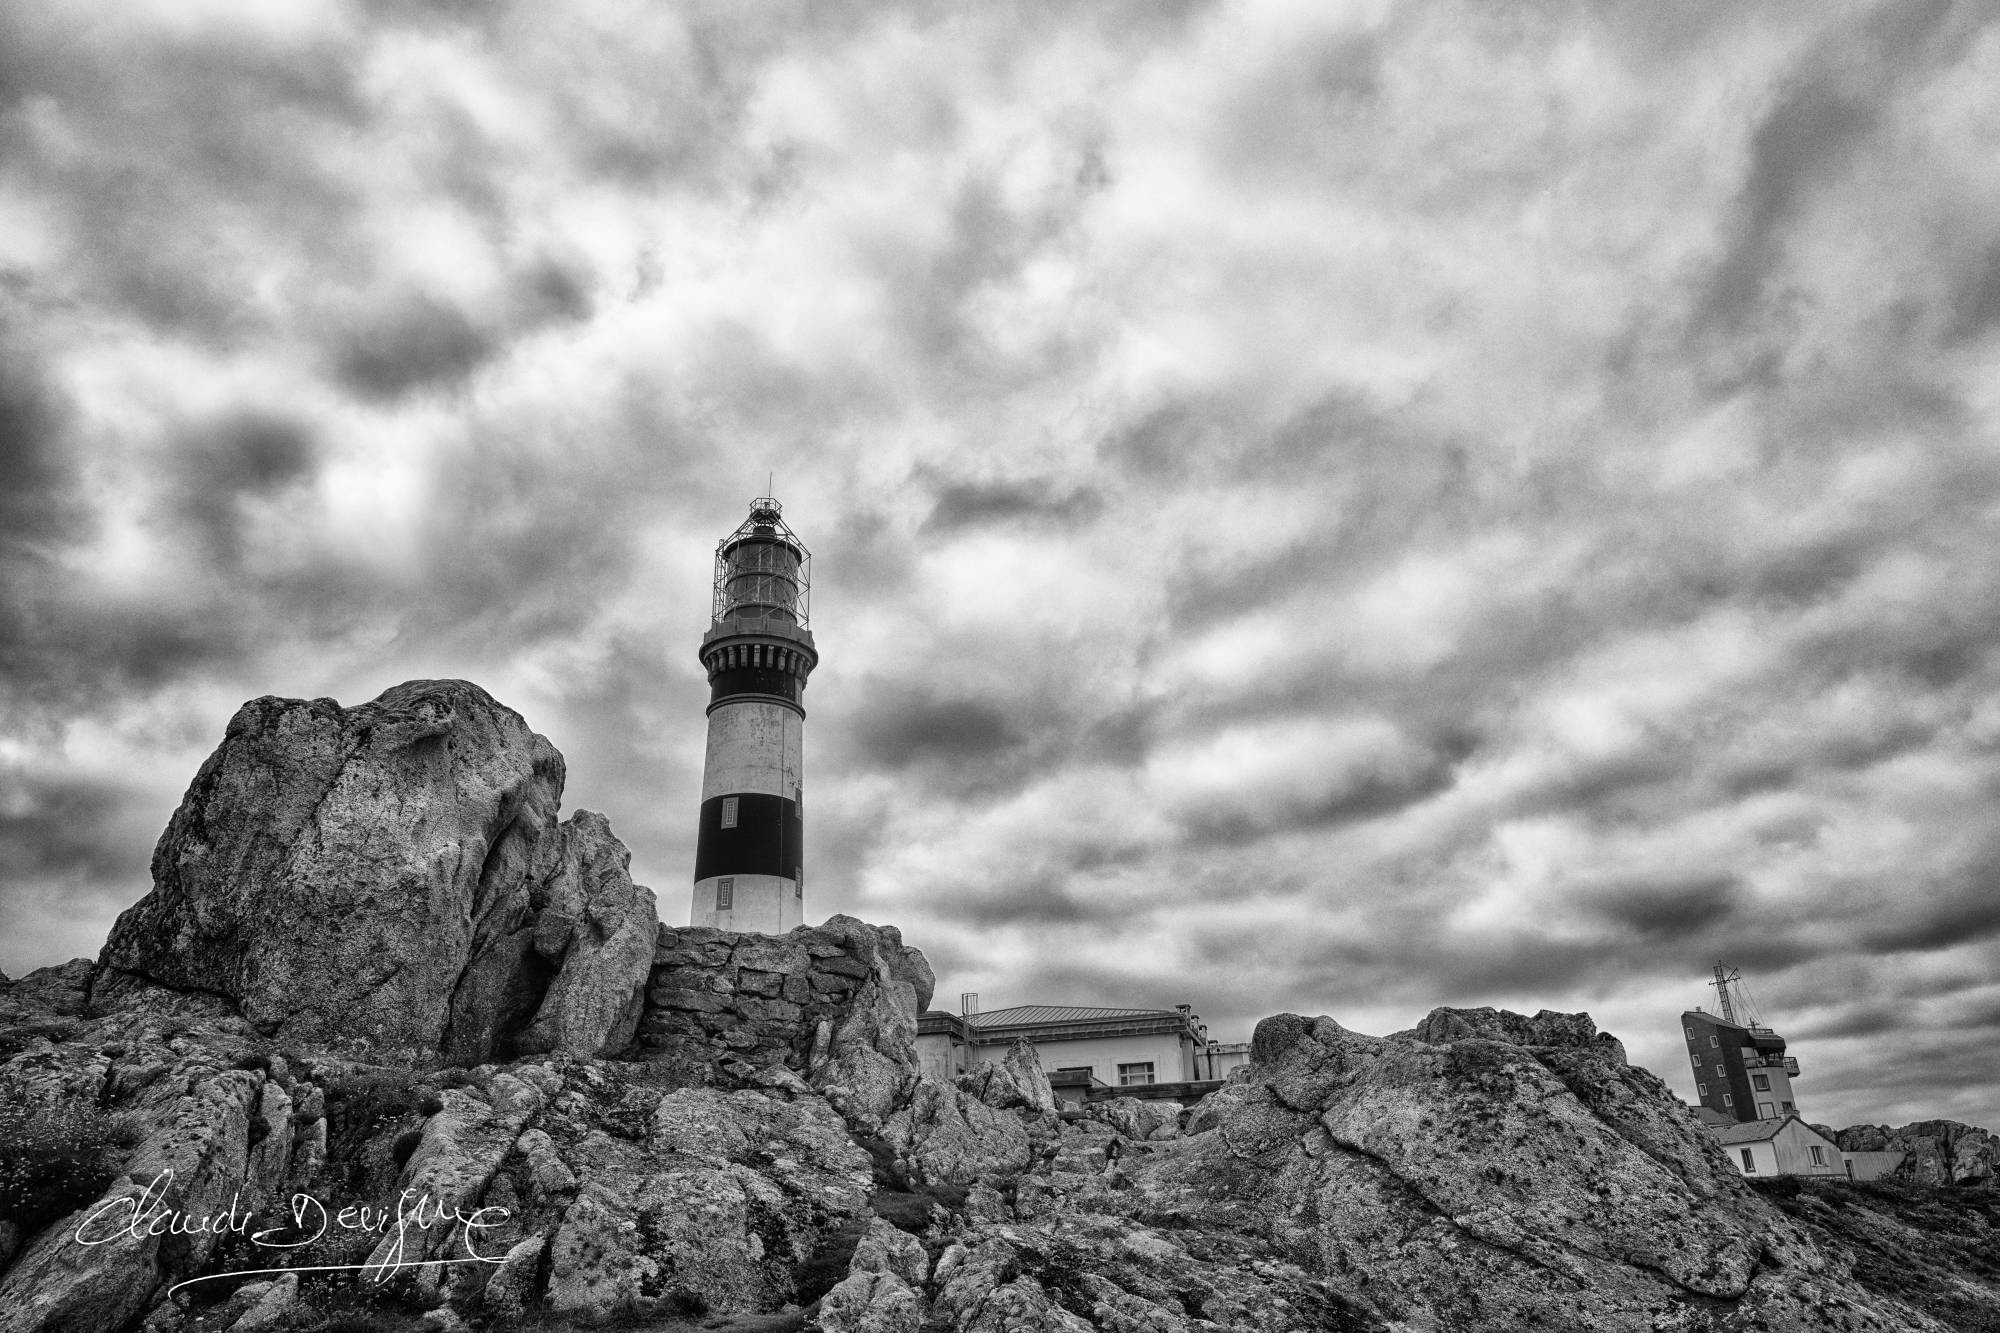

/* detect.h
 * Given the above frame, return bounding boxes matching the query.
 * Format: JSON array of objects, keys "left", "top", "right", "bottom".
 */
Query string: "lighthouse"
[{"left": 690, "top": 497, "right": 817, "bottom": 931}]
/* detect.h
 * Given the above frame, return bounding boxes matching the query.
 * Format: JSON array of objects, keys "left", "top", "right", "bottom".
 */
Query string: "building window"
[
  {"left": 1740, "top": 1148, "right": 1756, "bottom": 1173},
  {"left": 1758, "top": 1102, "right": 1774, "bottom": 1118},
  {"left": 1698, "top": 1083, "right": 1708, "bottom": 1097},
  {"left": 716, "top": 878, "right": 734, "bottom": 910},
  {"left": 1782, "top": 1101, "right": 1794, "bottom": 1113},
  {"left": 1752, "top": 1074, "right": 1769, "bottom": 1091},
  {"left": 1118, "top": 1062, "right": 1155, "bottom": 1087},
  {"left": 1810, "top": 1146, "right": 1825, "bottom": 1166},
  {"left": 721, "top": 797, "right": 739, "bottom": 829},
  {"left": 1685, "top": 1026, "right": 1694, "bottom": 1038},
  {"left": 1709, "top": 1036, "right": 1719, "bottom": 1048},
  {"left": 1723, "top": 1093, "right": 1732, "bottom": 1107}
]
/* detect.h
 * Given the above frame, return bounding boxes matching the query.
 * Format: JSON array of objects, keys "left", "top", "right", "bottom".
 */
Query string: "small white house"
[{"left": 1710, "top": 1117, "right": 1844, "bottom": 1178}]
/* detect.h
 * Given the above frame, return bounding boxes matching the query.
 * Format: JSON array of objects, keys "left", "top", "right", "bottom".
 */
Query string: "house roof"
[
  {"left": 967, "top": 1004, "right": 1180, "bottom": 1027},
  {"left": 1709, "top": 1116, "right": 1834, "bottom": 1147},
  {"left": 1710, "top": 1118, "right": 1789, "bottom": 1145}
]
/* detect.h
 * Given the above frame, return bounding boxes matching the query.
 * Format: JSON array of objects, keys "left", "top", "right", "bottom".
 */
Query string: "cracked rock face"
[{"left": 97, "top": 680, "right": 657, "bottom": 1063}]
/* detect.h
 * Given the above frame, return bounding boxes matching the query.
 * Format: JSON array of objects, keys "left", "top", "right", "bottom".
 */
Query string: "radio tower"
[{"left": 689, "top": 497, "right": 817, "bottom": 932}]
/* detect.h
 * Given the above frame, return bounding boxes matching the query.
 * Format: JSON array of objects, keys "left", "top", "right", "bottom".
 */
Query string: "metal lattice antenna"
[{"left": 1711, "top": 962, "right": 1741, "bottom": 1025}]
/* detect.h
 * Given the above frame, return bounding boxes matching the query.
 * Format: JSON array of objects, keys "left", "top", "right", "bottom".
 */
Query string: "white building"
[
  {"left": 1708, "top": 1116, "right": 1845, "bottom": 1179},
  {"left": 917, "top": 1003, "right": 1237, "bottom": 1105}
]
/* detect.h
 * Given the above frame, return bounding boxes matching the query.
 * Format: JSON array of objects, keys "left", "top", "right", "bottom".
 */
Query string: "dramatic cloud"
[{"left": 3, "top": 0, "right": 1998, "bottom": 1130}]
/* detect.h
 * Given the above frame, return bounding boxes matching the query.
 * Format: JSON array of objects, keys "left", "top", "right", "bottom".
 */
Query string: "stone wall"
[{"left": 635, "top": 916, "right": 932, "bottom": 1097}]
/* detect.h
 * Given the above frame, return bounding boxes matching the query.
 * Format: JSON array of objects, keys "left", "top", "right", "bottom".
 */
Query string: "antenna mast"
[{"left": 1711, "top": 962, "right": 1741, "bottom": 1025}]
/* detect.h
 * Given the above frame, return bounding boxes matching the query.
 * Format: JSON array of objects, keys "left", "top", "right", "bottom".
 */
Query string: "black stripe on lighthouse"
[
  {"left": 692, "top": 793, "right": 804, "bottom": 882},
  {"left": 708, "top": 665, "right": 801, "bottom": 706}
]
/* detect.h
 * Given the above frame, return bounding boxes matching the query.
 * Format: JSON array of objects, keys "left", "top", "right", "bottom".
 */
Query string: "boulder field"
[{"left": 0, "top": 680, "right": 1993, "bottom": 1332}]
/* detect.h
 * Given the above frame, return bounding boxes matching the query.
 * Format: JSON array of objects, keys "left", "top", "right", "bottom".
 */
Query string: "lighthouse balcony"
[{"left": 702, "top": 615, "right": 818, "bottom": 654}]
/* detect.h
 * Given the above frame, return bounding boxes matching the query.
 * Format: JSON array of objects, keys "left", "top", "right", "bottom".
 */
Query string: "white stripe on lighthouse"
[{"left": 700, "top": 701, "right": 802, "bottom": 801}]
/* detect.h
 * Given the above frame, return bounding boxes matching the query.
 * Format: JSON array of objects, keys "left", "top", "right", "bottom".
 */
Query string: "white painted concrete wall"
[
  {"left": 701, "top": 700, "right": 802, "bottom": 799},
  {"left": 972, "top": 1031, "right": 1193, "bottom": 1085},
  {"left": 916, "top": 1032, "right": 968, "bottom": 1081},
  {"left": 1206, "top": 1046, "right": 1251, "bottom": 1080},
  {"left": 1841, "top": 1150, "right": 1904, "bottom": 1181},
  {"left": 1732, "top": 1140, "right": 1779, "bottom": 1176},
  {"left": 1743, "top": 1054, "right": 1799, "bottom": 1119},
  {"left": 690, "top": 872, "right": 801, "bottom": 933},
  {"left": 1769, "top": 1119, "right": 1844, "bottom": 1176}
]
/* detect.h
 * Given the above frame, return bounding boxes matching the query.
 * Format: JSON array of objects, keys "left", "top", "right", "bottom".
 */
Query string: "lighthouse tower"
[{"left": 690, "top": 497, "right": 817, "bottom": 932}]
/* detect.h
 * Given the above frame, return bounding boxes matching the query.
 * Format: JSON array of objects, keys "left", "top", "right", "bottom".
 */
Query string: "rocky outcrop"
[
  {"left": 6, "top": 682, "right": 1996, "bottom": 1331},
  {"left": 1823, "top": 1119, "right": 1998, "bottom": 1186},
  {"left": 513, "top": 811, "right": 657, "bottom": 1059},
  {"left": 95, "top": 680, "right": 657, "bottom": 1063},
  {"left": 543, "top": 1082, "right": 875, "bottom": 1319},
  {"left": 817, "top": 1217, "right": 930, "bottom": 1332},
  {"left": 0, "top": 980, "right": 301, "bottom": 1333},
  {"left": 878, "top": 1039, "right": 1061, "bottom": 1187},
  {"left": 1080, "top": 1095, "right": 1183, "bottom": 1142},
  {"left": 8, "top": 964, "right": 1996, "bottom": 1332},
  {"left": 1006, "top": 1009, "right": 1966, "bottom": 1331}
]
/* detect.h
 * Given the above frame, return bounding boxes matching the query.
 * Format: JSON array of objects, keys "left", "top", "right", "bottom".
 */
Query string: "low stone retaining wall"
[{"left": 634, "top": 918, "right": 927, "bottom": 1080}]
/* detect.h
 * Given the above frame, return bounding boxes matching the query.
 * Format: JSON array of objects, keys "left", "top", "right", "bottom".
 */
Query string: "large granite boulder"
[{"left": 96, "top": 680, "right": 657, "bottom": 1063}]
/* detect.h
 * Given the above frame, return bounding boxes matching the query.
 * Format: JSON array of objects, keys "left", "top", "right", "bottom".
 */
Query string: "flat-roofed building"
[
  {"left": 1681, "top": 1008, "right": 1801, "bottom": 1123},
  {"left": 916, "top": 1003, "right": 1234, "bottom": 1106}
]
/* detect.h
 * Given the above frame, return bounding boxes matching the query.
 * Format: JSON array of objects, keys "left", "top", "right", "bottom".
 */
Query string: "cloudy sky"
[{"left": 5, "top": 0, "right": 1999, "bottom": 1130}]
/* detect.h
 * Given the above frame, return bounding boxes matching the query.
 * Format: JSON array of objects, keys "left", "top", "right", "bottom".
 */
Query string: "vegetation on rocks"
[
  {"left": 1754, "top": 1177, "right": 2000, "bottom": 1332},
  {"left": 0, "top": 1093, "right": 140, "bottom": 1236}
]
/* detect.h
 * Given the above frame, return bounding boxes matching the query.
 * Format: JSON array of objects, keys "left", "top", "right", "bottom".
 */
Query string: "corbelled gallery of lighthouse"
[{"left": 689, "top": 497, "right": 817, "bottom": 931}]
